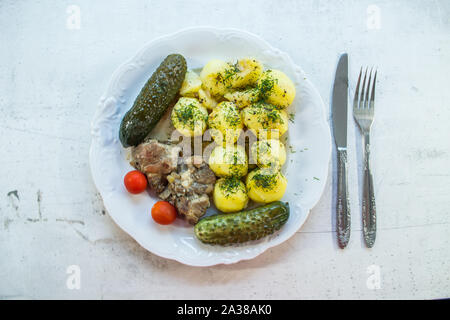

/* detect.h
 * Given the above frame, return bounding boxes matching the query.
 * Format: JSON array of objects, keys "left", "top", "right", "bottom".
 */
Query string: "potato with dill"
[
  {"left": 251, "top": 139, "right": 286, "bottom": 169},
  {"left": 200, "top": 58, "right": 263, "bottom": 97},
  {"left": 171, "top": 97, "right": 208, "bottom": 137},
  {"left": 242, "top": 102, "right": 288, "bottom": 139},
  {"left": 200, "top": 59, "right": 232, "bottom": 97},
  {"left": 246, "top": 167, "right": 287, "bottom": 203},
  {"left": 213, "top": 177, "right": 248, "bottom": 212},
  {"left": 224, "top": 87, "right": 259, "bottom": 109},
  {"left": 257, "top": 69, "right": 296, "bottom": 108},
  {"left": 208, "top": 101, "right": 243, "bottom": 145},
  {"left": 208, "top": 145, "right": 248, "bottom": 178},
  {"left": 228, "top": 58, "right": 263, "bottom": 88}
]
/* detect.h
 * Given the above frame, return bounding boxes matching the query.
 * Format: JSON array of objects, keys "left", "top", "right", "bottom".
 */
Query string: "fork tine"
[
  {"left": 370, "top": 69, "right": 377, "bottom": 108},
  {"left": 353, "top": 67, "right": 362, "bottom": 109},
  {"left": 359, "top": 68, "right": 368, "bottom": 108},
  {"left": 365, "top": 67, "right": 373, "bottom": 107}
]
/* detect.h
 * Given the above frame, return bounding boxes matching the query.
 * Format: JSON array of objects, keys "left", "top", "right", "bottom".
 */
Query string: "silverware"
[
  {"left": 332, "top": 53, "right": 350, "bottom": 248},
  {"left": 353, "top": 67, "right": 377, "bottom": 248}
]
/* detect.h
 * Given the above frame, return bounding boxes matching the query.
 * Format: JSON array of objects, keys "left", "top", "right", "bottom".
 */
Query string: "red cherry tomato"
[
  {"left": 151, "top": 201, "right": 177, "bottom": 225},
  {"left": 124, "top": 170, "right": 147, "bottom": 194}
]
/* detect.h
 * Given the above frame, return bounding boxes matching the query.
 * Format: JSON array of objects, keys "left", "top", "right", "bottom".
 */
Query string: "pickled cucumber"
[
  {"left": 194, "top": 201, "right": 289, "bottom": 245},
  {"left": 119, "top": 54, "right": 187, "bottom": 147}
]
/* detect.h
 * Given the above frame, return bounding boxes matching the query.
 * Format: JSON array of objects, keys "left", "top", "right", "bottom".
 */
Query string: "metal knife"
[{"left": 332, "top": 53, "right": 350, "bottom": 248}]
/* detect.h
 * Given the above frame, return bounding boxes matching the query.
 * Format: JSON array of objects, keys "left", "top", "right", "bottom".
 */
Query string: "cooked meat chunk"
[
  {"left": 175, "top": 194, "right": 210, "bottom": 225},
  {"left": 193, "top": 165, "right": 217, "bottom": 185},
  {"left": 159, "top": 156, "right": 216, "bottom": 224},
  {"left": 130, "top": 140, "right": 215, "bottom": 223},
  {"left": 130, "top": 140, "right": 181, "bottom": 193},
  {"left": 146, "top": 173, "right": 167, "bottom": 193},
  {"left": 131, "top": 139, "right": 180, "bottom": 174}
]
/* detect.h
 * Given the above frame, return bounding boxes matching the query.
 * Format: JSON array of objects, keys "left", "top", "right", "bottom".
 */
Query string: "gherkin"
[
  {"left": 194, "top": 202, "right": 289, "bottom": 245},
  {"left": 119, "top": 54, "right": 187, "bottom": 147}
]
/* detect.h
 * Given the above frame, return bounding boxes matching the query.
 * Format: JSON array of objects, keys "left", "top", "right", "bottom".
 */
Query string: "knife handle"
[
  {"left": 362, "top": 134, "right": 376, "bottom": 248},
  {"left": 337, "top": 148, "right": 350, "bottom": 248}
]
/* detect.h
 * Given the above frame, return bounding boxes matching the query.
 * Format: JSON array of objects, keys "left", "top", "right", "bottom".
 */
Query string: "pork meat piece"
[
  {"left": 159, "top": 156, "right": 216, "bottom": 224},
  {"left": 175, "top": 194, "right": 210, "bottom": 225},
  {"left": 130, "top": 139, "right": 181, "bottom": 193}
]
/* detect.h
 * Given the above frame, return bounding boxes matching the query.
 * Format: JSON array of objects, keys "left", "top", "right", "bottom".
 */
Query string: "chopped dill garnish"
[
  {"left": 248, "top": 102, "right": 283, "bottom": 128},
  {"left": 266, "top": 109, "right": 281, "bottom": 123},
  {"left": 175, "top": 103, "right": 206, "bottom": 130},
  {"left": 232, "top": 153, "right": 238, "bottom": 164},
  {"left": 219, "top": 177, "right": 244, "bottom": 197},
  {"left": 252, "top": 171, "right": 277, "bottom": 190},
  {"left": 257, "top": 70, "right": 278, "bottom": 100},
  {"left": 223, "top": 104, "right": 241, "bottom": 127},
  {"left": 216, "top": 62, "right": 240, "bottom": 88},
  {"left": 288, "top": 113, "right": 295, "bottom": 123},
  {"left": 176, "top": 103, "right": 195, "bottom": 124},
  {"left": 258, "top": 78, "right": 275, "bottom": 100}
]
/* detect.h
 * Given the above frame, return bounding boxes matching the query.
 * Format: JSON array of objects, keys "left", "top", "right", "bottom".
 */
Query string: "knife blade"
[{"left": 332, "top": 53, "right": 350, "bottom": 248}]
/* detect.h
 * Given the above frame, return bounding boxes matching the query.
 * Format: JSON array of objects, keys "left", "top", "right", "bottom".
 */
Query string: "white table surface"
[{"left": 1, "top": 0, "right": 449, "bottom": 300}]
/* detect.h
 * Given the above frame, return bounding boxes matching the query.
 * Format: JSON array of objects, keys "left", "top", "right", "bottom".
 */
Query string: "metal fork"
[{"left": 353, "top": 67, "right": 377, "bottom": 248}]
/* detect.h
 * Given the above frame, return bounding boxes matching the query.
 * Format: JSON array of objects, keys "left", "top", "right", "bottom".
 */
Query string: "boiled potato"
[
  {"left": 250, "top": 139, "right": 286, "bottom": 169},
  {"left": 200, "top": 59, "right": 230, "bottom": 96},
  {"left": 224, "top": 88, "right": 259, "bottom": 109},
  {"left": 246, "top": 168, "right": 287, "bottom": 203},
  {"left": 179, "top": 70, "right": 202, "bottom": 97},
  {"left": 229, "top": 58, "right": 263, "bottom": 88},
  {"left": 208, "top": 102, "right": 243, "bottom": 145},
  {"left": 213, "top": 177, "right": 248, "bottom": 212},
  {"left": 200, "top": 58, "right": 263, "bottom": 97},
  {"left": 257, "top": 69, "right": 296, "bottom": 108},
  {"left": 198, "top": 88, "right": 218, "bottom": 110},
  {"left": 171, "top": 97, "right": 208, "bottom": 137},
  {"left": 208, "top": 144, "right": 248, "bottom": 178},
  {"left": 241, "top": 102, "right": 288, "bottom": 139}
]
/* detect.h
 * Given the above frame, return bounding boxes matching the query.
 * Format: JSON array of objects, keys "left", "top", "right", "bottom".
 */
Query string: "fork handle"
[
  {"left": 362, "top": 133, "right": 376, "bottom": 247},
  {"left": 337, "top": 148, "right": 351, "bottom": 248}
]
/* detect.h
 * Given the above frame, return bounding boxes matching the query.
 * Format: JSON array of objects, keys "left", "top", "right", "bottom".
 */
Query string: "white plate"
[{"left": 89, "top": 27, "right": 331, "bottom": 266}]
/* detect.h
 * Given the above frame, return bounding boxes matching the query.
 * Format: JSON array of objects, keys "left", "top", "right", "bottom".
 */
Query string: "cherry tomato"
[
  {"left": 151, "top": 201, "right": 177, "bottom": 225},
  {"left": 124, "top": 170, "right": 147, "bottom": 194}
]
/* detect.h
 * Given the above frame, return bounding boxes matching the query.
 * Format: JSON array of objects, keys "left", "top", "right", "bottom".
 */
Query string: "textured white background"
[{"left": 0, "top": 0, "right": 449, "bottom": 299}]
